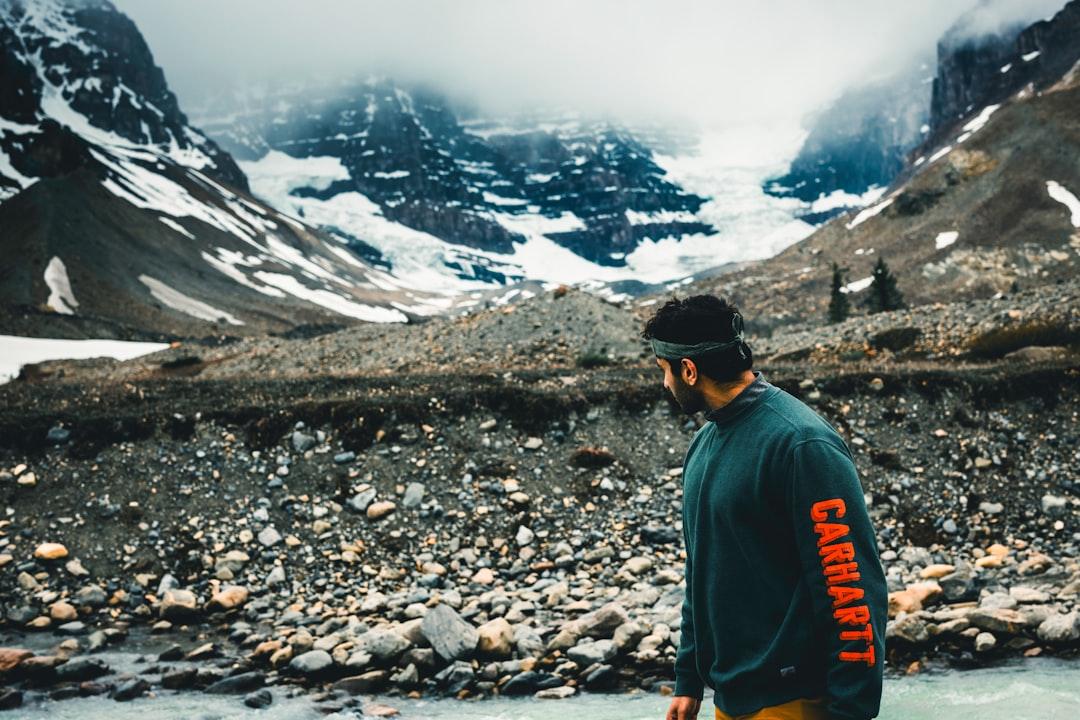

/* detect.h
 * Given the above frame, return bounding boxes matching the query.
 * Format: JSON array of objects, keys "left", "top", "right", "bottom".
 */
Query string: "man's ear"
[{"left": 681, "top": 358, "right": 698, "bottom": 386}]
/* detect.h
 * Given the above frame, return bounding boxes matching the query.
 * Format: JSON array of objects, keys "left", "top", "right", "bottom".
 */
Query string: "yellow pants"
[{"left": 715, "top": 697, "right": 829, "bottom": 720}]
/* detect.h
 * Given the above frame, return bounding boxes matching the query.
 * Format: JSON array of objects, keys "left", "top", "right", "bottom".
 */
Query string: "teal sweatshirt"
[{"left": 674, "top": 372, "right": 886, "bottom": 720}]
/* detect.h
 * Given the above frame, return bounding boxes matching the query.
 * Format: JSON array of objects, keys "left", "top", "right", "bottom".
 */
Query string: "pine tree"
[
  {"left": 827, "top": 262, "right": 851, "bottom": 324},
  {"left": 864, "top": 257, "right": 906, "bottom": 314}
]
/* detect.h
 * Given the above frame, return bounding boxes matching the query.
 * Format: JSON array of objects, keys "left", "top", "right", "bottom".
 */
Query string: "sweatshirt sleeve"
[
  {"left": 674, "top": 521, "right": 705, "bottom": 699},
  {"left": 788, "top": 438, "right": 886, "bottom": 720}
]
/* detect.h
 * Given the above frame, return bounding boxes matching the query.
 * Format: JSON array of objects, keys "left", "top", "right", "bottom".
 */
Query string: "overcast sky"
[{"left": 115, "top": 0, "right": 1068, "bottom": 128}]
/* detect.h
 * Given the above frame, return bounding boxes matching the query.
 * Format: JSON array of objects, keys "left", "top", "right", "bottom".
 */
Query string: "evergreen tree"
[
  {"left": 827, "top": 262, "right": 851, "bottom": 324},
  {"left": 864, "top": 257, "right": 906, "bottom": 314}
]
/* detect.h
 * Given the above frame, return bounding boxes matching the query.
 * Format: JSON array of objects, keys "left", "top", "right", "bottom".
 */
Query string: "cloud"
[{"left": 114, "top": 0, "right": 1067, "bottom": 129}]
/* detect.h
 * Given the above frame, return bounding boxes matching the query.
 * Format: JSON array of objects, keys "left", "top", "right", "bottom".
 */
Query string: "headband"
[{"left": 649, "top": 313, "right": 745, "bottom": 360}]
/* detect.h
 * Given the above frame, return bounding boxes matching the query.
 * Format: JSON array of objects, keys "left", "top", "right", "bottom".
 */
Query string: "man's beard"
[{"left": 669, "top": 375, "right": 705, "bottom": 415}]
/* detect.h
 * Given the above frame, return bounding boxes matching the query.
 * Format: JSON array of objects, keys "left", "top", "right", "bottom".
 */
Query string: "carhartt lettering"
[{"left": 809, "top": 498, "right": 875, "bottom": 666}]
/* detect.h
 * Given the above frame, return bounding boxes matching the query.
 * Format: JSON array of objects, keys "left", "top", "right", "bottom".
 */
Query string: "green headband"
[{"left": 650, "top": 336, "right": 744, "bottom": 360}]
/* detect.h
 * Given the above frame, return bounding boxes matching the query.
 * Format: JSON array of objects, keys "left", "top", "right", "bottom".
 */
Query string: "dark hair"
[{"left": 641, "top": 294, "right": 753, "bottom": 382}]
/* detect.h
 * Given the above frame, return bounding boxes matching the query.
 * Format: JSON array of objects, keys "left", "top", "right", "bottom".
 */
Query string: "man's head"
[{"left": 641, "top": 294, "right": 753, "bottom": 414}]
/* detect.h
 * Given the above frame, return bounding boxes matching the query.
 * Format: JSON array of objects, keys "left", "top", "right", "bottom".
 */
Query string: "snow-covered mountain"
[
  {"left": 196, "top": 79, "right": 767, "bottom": 293},
  {"left": 0, "top": 0, "right": 468, "bottom": 338},
  {"left": 766, "top": 0, "right": 1080, "bottom": 225}
]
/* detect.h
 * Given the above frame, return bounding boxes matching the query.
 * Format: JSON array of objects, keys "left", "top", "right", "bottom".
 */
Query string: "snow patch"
[
  {"left": 841, "top": 276, "right": 873, "bottom": 294},
  {"left": 252, "top": 272, "right": 408, "bottom": 322},
  {"left": 808, "top": 186, "right": 886, "bottom": 215},
  {"left": 846, "top": 198, "right": 894, "bottom": 230},
  {"left": 0, "top": 335, "right": 169, "bottom": 384},
  {"left": 43, "top": 256, "right": 78, "bottom": 314},
  {"left": 139, "top": 274, "right": 244, "bottom": 325},
  {"left": 928, "top": 146, "right": 953, "bottom": 163},
  {"left": 158, "top": 216, "right": 194, "bottom": 239},
  {"left": 935, "top": 231, "right": 959, "bottom": 250},
  {"left": 1022, "top": 51, "right": 1041, "bottom": 62},
  {"left": 1046, "top": 181, "right": 1080, "bottom": 227}
]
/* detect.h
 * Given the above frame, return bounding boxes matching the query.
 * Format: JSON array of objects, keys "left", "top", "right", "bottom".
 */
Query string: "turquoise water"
[{"left": 7, "top": 657, "right": 1079, "bottom": 719}]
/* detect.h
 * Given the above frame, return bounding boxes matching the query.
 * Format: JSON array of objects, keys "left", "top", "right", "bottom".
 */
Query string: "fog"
[{"left": 115, "top": 0, "right": 1069, "bottom": 128}]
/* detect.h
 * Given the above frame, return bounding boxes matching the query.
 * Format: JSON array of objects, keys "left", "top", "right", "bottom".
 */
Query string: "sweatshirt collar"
[{"left": 704, "top": 371, "right": 772, "bottom": 426}]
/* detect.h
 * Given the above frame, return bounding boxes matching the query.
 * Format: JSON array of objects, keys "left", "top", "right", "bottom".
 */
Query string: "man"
[{"left": 643, "top": 295, "right": 886, "bottom": 720}]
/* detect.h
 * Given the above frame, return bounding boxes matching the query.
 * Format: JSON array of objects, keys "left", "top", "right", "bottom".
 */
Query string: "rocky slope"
[
  {"left": 0, "top": 0, "right": 487, "bottom": 340},
  {"left": 692, "top": 24, "right": 1080, "bottom": 333}
]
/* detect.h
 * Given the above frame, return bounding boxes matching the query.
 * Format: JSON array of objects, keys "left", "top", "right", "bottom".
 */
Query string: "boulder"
[
  {"left": 33, "top": 543, "right": 68, "bottom": 560},
  {"left": 1036, "top": 612, "right": 1080, "bottom": 644},
  {"left": 159, "top": 589, "right": 200, "bottom": 622},
  {"left": 288, "top": 650, "right": 334, "bottom": 677},
  {"left": 476, "top": 618, "right": 514, "bottom": 658},
  {"left": 206, "top": 586, "right": 249, "bottom": 612},
  {"left": 421, "top": 604, "right": 477, "bottom": 662}
]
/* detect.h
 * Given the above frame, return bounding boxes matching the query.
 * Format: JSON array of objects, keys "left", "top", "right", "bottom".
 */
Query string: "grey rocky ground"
[{"left": 0, "top": 285, "right": 1077, "bottom": 712}]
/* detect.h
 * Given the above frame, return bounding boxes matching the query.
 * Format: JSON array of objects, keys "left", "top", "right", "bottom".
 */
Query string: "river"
[{"left": 5, "top": 653, "right": 1078, "bottom": 720}]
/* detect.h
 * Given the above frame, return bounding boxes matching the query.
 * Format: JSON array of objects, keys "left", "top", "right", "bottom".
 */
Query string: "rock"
[
  {"left": 1041, "top": 495, "right": 1067, "bottom": 516},
  {"left": 567, "top": 638, "right": 616, "bottom": 666},
  {"left": 514, "top": 625, "right": 545, "bottom": 658},
  {"left": 402, "top": 482, "right": 425, "bottom": 509},
  {"left": 938, "top": 563, "right": 976, "bottom": 601},
  {"left": 334, "top": 670, "right": 389, "bottom": 694},
  {"left": 205, "top": 671, "right": 266, "bottom": 694},
  {"left": 47, "top": 426, "right": 71, "bottom": 443},
  {"left": 16, "top": 471, "right": 36, "bottom": 487},
  {"left": 920, "top": 564, "right": 955, "bottom": 579},
  {"left": 433, "top": 660, "right": 474, "bottom": 694},
  {"left": 57, "top": 621, "right": 86, "bottom": 635},
  {"left": 1009, "top": 586, "right": 1050, "bottom": 604},
  {"left": 613, "top": 621, "right": 648, "bottom": 652},
  {"left": 33, "top": 543, "right": 68, "bottom": 560},
  {"left": 0, "top": 688, "right": 21, "bottom": 710},
  {"left": 641, "top": 526, "right": 680, "bottom": 545},
  {"left": 886, "top": 615, "right": 929, "bottom": 644},
  {"left": 207, "top": 585, "right": 249, "bottom": 612},
  {"left": 515, "top": 525, "right": 535, "bottom": 546},
  {"left": 523, "top": 437, "right": 543, "bottom": 450},
  {"left": 363, "top": 702, "right": 400, "bottom": 717},
  {"left": 354, "top": 628, "right": 410, "bottom": 665},
  {"left": 214, "top": 550, "right": 250, "bottom": 574},
  {"left": 621, "top": 556, "right": 654, "bottom": 575},
  {"left": 978, "top": 502, "right": 1004, "bottom": 515},
  {"left": 1036, "top": 612, "right": 1080, "bottom": 644},
  {"left": 367, "top": 501, "right": 396, "bottom": 520},
  {"left": 967, "top": 608, "right": 1029, "bottom": 634},
  {"left": 0, "top": 648, "right": 34, "bottom": 673},
  {"left": 266, "top": 565, "right": 286, "bottom": 587},
  {"left": 1018, "top": 553, "right": 1052, "bottom": 576},
  {"left": 980, "top": 593, "right": 1018, "bottom": 610},
  {"left": 535, "top": 685, "right": 576, "bottom": 699},
  {"left": 75, "top": 585, "right": 108, "bottom": 607},
  {"left": 334, "top": 451, "right": 356, "bottom": 465},
  {"left": 942, "top": 519, "right": 958, "bottom": 534},
  {"left": 160, "top": 589, "right": 200, "bottom": 621},
  {"left": 161, "top": 667, "right": 198, "bottom": 690},
  {"left": 578, "top": 602, "right": 629, "bottom": 638},
  {"left": 476, "top": 618, "right": 513, "bottom": 658},
  {"left": 472, "top": 567, "right": 495, "bottom": 585},
  {"left": 479, "top": 419, "right": 497, "bottom": 431},
  {"left": 186, "top": 642, "right": 219, "bottom": 661},
  {"left": 244, "top": 689, "right": 273, "bottom": 709},
  {"left": 974, "top": 632, "right": 996, "bottom": 652},
  {"left": 112, "top": 678, "right": 150, "bottom": 701},
  {"left": 292, "top": 431, "right": 317, "bottom": 453},
  {"left": 288, "top": 650, "right": 334, "bottom": 677},
  {"left": 391, "top": 663, "right": 419, "bottom": 689},
  {"left": 65, "top": 559, "right": 89, "bottom": 576},
  {"left": 585, "top": 664, "right": 618, "bottom": 690},
  {"left": 421, "top": 604, "right": 478, "bottom": 662},
  {"left": 348, "top": 488, "right": 377, "bottom": 513},
  {"left": 49, "top": 601, "right": 78, "bottom": 622},
  {"left": 258, "top": 527, "right": 282, "bottom": 547}
]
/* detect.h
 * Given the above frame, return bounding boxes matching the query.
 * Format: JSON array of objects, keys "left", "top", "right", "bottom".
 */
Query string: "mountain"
[
  {"left": 766, "top": 1, "right": 1079, "bottom": 225},
  {"left": 691, "top": 0, "right": 1080, "bottom": 334},
  {"left": 0, "top": 0, "right": 460, "bottom": 339},
  {"left": 764, "top": 61, "right": 934, "bottom": 223},
  {"left": 196, "top": 79, "right": 718, "bottom": 290}
]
